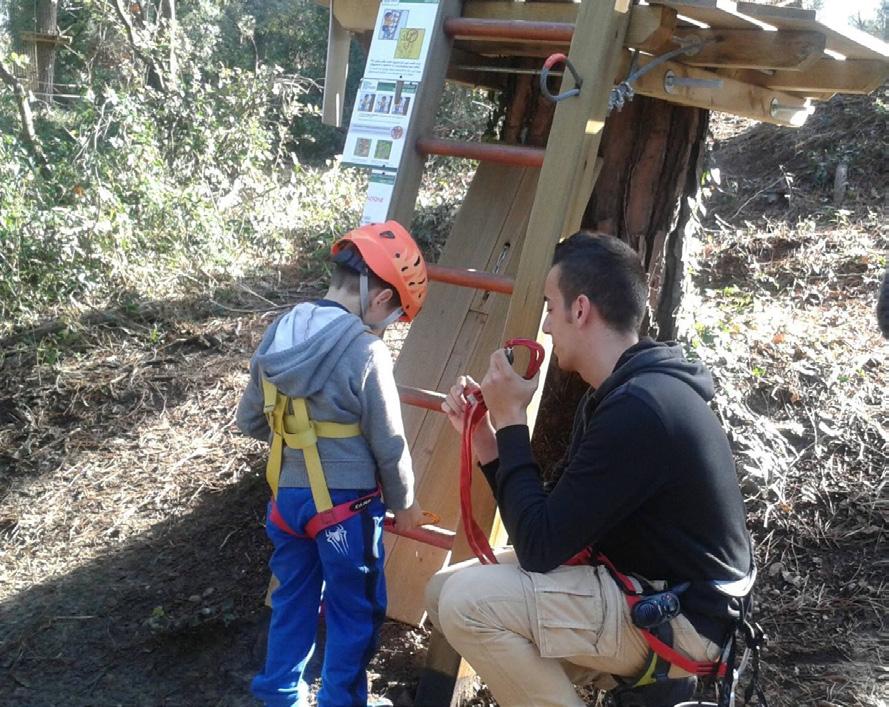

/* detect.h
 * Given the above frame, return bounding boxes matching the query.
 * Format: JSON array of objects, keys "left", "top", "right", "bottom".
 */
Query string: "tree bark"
[{"left": 529, "top": 95, "right": 709, "bottom": 474}]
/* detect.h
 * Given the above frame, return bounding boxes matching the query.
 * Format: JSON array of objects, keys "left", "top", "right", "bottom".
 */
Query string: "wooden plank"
[
  {"left": 315, "top": 0, "right": 380, "bottom": 33},
  {"left": 671, "top": 29, "right": 826, "bottom": 70},
  {"left": 652, "top": 0, "right": 775, "bottom": 30},
  {"left": 722, "top": 59, "right": 889, "bottom": 96},
  {"left": 501, "top": 0, "right": 633, "bottom": 343},
  {"left": 321, "top": 4, "right": 351, "bottom": 127},
  {"left": 387, "top": 0, "right": 464, "bottom": 226},
  {"left": 629, "top": 52, "right": 814, "bottom": 127},
  {"left": 462, "top": 1, "right": 581, "bottom": 25},
  {"left": 735, "top": 2, "right": 889, "bottom": 61},
  {"left": 385, "top": 163, "right": 540, "bottom": 625}
]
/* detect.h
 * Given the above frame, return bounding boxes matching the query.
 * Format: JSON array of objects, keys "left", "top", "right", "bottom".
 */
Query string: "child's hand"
[{"left": 393, "top": 501, "right": 425, "bottom": 530}]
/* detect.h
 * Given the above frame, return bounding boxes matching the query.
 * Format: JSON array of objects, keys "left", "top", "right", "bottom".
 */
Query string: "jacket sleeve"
[
  {"left": 491, "top": 394, "right": 669, "bottom": 573},
  {"left": 357, "top": 340, "right": 415, "bottom": 511},
  {"left": 236, "top": 357, "right": 271, "bottom": 441}
]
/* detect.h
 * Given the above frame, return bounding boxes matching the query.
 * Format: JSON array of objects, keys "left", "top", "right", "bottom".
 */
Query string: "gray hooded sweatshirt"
[{"left": 236, "top": 301, "right": 414, "bottom": 510}]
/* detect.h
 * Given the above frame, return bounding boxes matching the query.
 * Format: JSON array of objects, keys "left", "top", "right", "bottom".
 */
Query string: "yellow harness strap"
[{"left": 261, "top": 378, "right": 361, "bottom": 510}]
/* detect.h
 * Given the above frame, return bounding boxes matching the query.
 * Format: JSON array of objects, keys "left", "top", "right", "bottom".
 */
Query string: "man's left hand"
[{"left": 480, "top": 349, "right": 540, "bottom": 430}]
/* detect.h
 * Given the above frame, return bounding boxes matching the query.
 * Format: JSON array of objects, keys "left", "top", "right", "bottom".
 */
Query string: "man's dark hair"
[
  {"left": 878, "top": 267, "right": 889, "bottom": 339},
  {"left": 552, "top": 231, "right": 648, "bottom": 333}
]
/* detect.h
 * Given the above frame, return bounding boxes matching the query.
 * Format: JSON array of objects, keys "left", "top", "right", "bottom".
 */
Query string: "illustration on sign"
[
  {"left": 366, "top": 1, "right": 439, "bottom": 82},
  {"left": 343, "top": 79, "right": 417, "bottom": 171}
]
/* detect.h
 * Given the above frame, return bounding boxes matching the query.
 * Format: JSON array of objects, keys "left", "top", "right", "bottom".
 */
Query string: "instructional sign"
[
  {"left": 343, "top": 79, "right": 417, "bottom": 171},
  {"left": 361, "top": 172, "right": 397, "bottom": 225},
  {"left": 366, "top": 0, "right": 440, "bottom": 82}
]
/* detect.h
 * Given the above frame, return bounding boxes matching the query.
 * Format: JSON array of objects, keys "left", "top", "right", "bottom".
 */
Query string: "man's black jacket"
[{"left": 480, "top": 338, "right": 753, "bottom": 643}]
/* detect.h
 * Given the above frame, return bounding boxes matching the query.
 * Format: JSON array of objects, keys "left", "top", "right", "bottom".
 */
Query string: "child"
[{"left": 237, "top": 221, "right": 428, "bottom": 706}]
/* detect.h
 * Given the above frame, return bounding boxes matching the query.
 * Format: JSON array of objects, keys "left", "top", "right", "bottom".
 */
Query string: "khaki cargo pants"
[{"left": 425, "top": 549, "right": 720, "bottom": 707}]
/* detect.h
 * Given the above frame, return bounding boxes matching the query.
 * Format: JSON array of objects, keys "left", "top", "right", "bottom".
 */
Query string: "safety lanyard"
[{"left": 459, "top": 338, "right": 545, "bottom": 565}]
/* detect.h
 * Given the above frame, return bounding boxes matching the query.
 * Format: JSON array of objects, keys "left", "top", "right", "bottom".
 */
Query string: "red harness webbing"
[
  {"left": 268, "top": 488, "right": 381, "bottom": 539},
  {"left": 594, "top": 553, "right": 727, "bottom": 678}
]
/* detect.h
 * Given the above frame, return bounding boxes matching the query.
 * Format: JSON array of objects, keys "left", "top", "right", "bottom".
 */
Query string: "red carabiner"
[{"left": 504, "top": 337, "right": 545, "bottom": 379}]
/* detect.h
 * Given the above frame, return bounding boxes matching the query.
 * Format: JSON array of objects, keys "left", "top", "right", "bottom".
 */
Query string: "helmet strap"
[
  {"left": 359, "top": 271, "right": 404, "bottom": 330},
  {"left": 359, "top": 270, "right": 370, "bottom": 320}
]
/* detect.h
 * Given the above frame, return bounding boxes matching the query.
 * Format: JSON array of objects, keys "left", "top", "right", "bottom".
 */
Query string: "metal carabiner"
[{"left": 540, "top": 52, "right": 582, "bottom": 103}]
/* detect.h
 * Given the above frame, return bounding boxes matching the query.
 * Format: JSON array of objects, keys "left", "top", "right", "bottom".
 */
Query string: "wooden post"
[
  {"left": 386, "top": 0, "right": 464, "bottom": 227},
  {"left": 322, "top": 1, "right": 351, "bottom": 127},
  {"left": 499, "top": 0, "right": 633, "bottom": 428}
]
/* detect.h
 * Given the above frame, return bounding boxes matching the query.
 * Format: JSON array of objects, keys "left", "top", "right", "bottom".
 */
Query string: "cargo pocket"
[{"left": 529, "top": 564, "right": 621, "bottom": 660}]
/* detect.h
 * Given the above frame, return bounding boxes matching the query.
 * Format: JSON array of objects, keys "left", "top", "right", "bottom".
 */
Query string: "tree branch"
[
  {"left": 107, "top": 0, "right": 167, "bottom": 92},
  {"left": 0, "top": 59, "right": 49, "bottom": 170}
]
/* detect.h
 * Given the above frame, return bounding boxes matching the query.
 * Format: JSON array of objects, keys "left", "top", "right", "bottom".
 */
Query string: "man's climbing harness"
[
  {"left": 457, "top": 350, "right": 767, "bottom": 705},
  {"left": 459, "top": 338, "right": 545, "bottom": 565}
]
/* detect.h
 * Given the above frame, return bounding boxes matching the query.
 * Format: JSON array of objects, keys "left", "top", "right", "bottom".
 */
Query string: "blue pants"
[{"left": 251, "top": 487, "right": 387, "bottom": 707}]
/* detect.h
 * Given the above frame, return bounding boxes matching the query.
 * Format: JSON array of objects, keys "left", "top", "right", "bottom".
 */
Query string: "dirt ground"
[{"left": 1, "top": 94, "right": 887, "bottom": 706}]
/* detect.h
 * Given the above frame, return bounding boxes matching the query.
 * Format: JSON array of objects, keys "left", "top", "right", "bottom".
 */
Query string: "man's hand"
[
  {"left": 441, "top": 375, "right": 498, "bottom": 464},
  {"left": 393, "top": 500, "right": 425, "bottom": 530},
  {"left": 480, "top": 349, "right": 540, "bottom": 430}
]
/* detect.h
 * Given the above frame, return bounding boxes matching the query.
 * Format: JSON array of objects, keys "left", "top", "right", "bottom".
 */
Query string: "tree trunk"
[
  {"left": 34, "top": 0, "right": 59, "bottom": 102},
  {"left": 528, "top": 95, "right": 709, "bottom": 474},
  {"left": 161, "top": 0, "right": 178, "bottom": 88}
]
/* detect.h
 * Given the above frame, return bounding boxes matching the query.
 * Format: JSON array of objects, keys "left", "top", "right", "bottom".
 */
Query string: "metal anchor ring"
[{"left": 540, "top": 52, "right": 582, "bottom": 103}]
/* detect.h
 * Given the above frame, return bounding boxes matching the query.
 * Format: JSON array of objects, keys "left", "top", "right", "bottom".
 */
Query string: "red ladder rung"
[
  {"left": 383, "top": 518, "right": 455, "bottom": 551},
  {"left": 417, "top": 137, "right": 545, "bottom": 168},
  {"left": 398, "top": 384, "right": 446, "bottom": 412},
  {"left": 444, "top": 17, "right": 574, "bottom": 43},
  {"left": 427, "top": 263, "right": 514, "bottom": 295}
]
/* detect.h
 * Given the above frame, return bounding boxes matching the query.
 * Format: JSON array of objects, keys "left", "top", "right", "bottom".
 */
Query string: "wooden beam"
[
  {"left": 501, "top": 0, "right": 633, "bottom": 414},
  {"left": 386, "top": 0, "right": 464, "bottom": 226},
  {"left": 629, "top": 53, "right": 814, "bottom": 127},
  {"left": 322, "top": 4, "right": 350, "bottom": 127},
  {"left": 315, "top": 0, "right": 379, "bottom": 33},
  {"left": 735, "top": 1, "right": 889, "bottom": 61},
  {"left": 654, "top": 0, "right": 776, "bottom": 30},
  {"left": 462, "top": 1, "right": 581, "bottom": 25},
  {"left": 671, "top": 29, "right": 826, "bottom": 70},
  {"left": 722, "top": 59, "right": 889, "bottom": 95}
]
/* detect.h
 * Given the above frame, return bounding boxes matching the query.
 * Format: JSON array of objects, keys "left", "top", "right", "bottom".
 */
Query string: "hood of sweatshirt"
[
  {"left": 252, "top": 301, "right": 372, "bottom": 399},
  {"left": 593, "top": 338, "right": 714, "bottom": 405}
]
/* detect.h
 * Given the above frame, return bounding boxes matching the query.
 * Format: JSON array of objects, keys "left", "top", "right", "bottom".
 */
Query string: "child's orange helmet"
[{"left": 331, "top": 221, "right": 428, "bottom": 322}]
